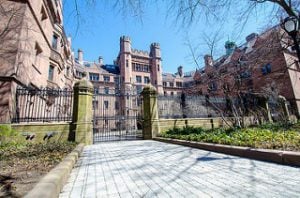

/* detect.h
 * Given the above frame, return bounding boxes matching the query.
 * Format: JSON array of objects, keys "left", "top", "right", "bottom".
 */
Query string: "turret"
[
  {"left": 177, "top": 66, "right": 183, "bottom": 77},
  {"left": 150, "top": 42, "right": 163, "bottom": 94},
  {"left": 119, "top": 36, "right": 132, "bottom": 91},
  {"left": 120, "top": 36, "right": 131, "bottom": 54},
  {"left": 150, "top": 43, "right": 161, "bottom": 58},
  {"left": 78, "top": 49, "right": 83, "bottom": 65},
  {"left": 98, "top": 56, "right": 103, "bottom": 65}
]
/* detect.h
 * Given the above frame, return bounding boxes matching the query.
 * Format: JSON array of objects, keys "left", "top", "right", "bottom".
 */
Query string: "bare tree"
[{"left": 185, "top": 30, "right": 223, "bottom": 70}]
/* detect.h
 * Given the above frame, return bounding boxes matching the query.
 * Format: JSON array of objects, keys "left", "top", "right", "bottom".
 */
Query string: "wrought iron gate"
[{"left": 93, "top": 88, "right": 143, "bottom": 142}]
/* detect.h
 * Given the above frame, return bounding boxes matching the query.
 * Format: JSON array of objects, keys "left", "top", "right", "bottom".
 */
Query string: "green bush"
[
  {"left": 0, "top": 125, "right": 19, "bottom": 145},
  {"left": 159, "top": 124, "right": 300, "bottom": 151}
]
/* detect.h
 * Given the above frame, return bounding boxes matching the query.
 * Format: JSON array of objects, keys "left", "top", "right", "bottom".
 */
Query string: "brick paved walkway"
[{"left": 60, "top": 140, "right": 300, "bottom": 198}]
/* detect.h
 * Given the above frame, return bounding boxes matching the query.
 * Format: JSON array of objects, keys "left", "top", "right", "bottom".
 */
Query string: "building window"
[
  {"left": 157, "top": 64, "right": 160, "bottom": 71},
  {"left": 136, "top": 76, "right": 142, "bottom": 83},
  {"left": 136, "top": 63, "right": 142, "bottom": 71},
  {"left": 104, "top": 101, "right": 109, "bottom": 109},
  {"left": 115, "top": 101, "right": 119, "bottom": 110},
  {"left": 114, "top": 77, "right": 120, "bottom": 84},
  {"left": 94, "top": 88, "right": 99, "bottom": 94},
  {"left": 262, "top": 63, "right": 271, "bottom": 75},
  {"left": 143, "top": 65, "right": 149, "bottom": 72},
  {"left": 48, "top": 65, "right": 54, "bottom": 81},
  {"left": 104, "top": 87, "right": 109, "bottom": 94},
  {"left": 92, "top": 100, "right": 98, "bottom": 110},
  {"left": 164, "top": 91, "right": 167, "bottom": 96},
  {"left": 170, "top": 92, "right": 174, "bottom": 96},
  {"left": 163, "top": 82, "right": 167, "bottom": 87},
  {"left": 104, "top": 76, "right": 110, "bottom": 82},
  {"left": 144, "top": 76, "right": 150, "bottom": 84},
  {"left": 240, "top": 70, "right": 251, "bottom": 79},
  {"left": 136, "top": 85, "right": 143, "bottom": 94},
  {"left": 126, "top": 60, "right": 129, "bottom": 67},
  {"left": 176, "top": 82, "right": 182, "bottom": 87},
  {"left": 52, "top": 34, "right": 58, "bottom": 50},
  {"left": 89, "top": 73, "right": 99, "bottom": 81},
  {"left": 66, "top": 67, "right": 70, "bottom": 77},
  {"left": 169, "top": 82, "right": 174, "bottom": 87},
  {"left": 208, "top": 82, "right": 217, "bottom": 91}
]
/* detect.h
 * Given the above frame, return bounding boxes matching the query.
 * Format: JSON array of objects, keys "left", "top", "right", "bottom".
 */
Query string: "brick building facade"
[
  {"left": 0, "top": 0, "right": 74, "bottom": 123},
  {"left": 185, "top": 27, "right": 300, "bottom": 117}
]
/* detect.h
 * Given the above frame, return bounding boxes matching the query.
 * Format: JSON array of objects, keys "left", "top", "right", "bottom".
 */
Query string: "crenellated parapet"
[
  {"left": 151, "top": 43, "right": 160, "bottom": 49},
  {"left": 120, "top": 35, "right": 131, "bottom": 43},
  {"left": 132, "top": 49, "right": 149, "bottom": 57},
  {"left": 150, "top": 42, "right": 161, "bottom": 58}
]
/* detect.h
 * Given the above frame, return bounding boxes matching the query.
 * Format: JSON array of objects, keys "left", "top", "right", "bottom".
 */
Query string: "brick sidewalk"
[{"left": 60, "top": 140, "right": 300, "bottom": 198}]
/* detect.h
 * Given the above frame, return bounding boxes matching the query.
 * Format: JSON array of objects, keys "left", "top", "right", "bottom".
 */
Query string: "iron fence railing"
[
  {"left": 158, "top": 92, "right": 296, "bottom": 120},
  {"left": 12, "top": 87, "right": 73, "bottom": 123},
  {"left": 158, "top": 94, "right": 227, "bottom": 119}
]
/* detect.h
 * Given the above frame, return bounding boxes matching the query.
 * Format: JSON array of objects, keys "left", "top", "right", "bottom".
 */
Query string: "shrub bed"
[
  {"left": 159, "top": 122, "right": 300, "bottom": 151},
  {"left": 0, "top": 141, "right": 77, "bottom": 197}
]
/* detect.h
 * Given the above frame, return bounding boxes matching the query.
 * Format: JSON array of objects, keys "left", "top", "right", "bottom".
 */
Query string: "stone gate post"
[
  {"left": 71, "top": 79, "right": 94, "bottom": 145},
  {"left": 142, "top": 86, "right": 159, "bottom": 139}
]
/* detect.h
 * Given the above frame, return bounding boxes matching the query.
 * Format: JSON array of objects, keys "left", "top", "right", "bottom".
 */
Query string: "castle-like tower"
[
  {"left": 119, "top": 36, "right": 133, "bottom": 92},
  {"left": 117, "top": 36, "right": 163, "bottom": 94},
  {"left": 150, "top": 43, "right": 163, "bottom": 93}
]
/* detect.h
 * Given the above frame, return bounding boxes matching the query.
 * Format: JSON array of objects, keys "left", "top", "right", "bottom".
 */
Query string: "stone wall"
[
  {"left": 11, "top": 122, "right": 71, "bottom": 143},
  {"left": 158, "top": 117, "right": 257, "bottom": 134}
]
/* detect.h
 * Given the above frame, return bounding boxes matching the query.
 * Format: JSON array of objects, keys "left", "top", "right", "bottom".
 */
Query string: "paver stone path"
[{"left": 60, "top": 140, "right": 300, "bottom": 198}]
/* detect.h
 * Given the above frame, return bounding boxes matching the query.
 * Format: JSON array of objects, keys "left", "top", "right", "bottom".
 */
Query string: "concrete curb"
[
  {"left": 25, "top": 143, "right": 85, "bottom": 198},
  {"left": 154, "top": 137, "right": 300, "bottom": 167}
]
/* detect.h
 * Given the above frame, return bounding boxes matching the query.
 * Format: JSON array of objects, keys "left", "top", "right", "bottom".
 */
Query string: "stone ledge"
[
  {"left": 25, "top": 143, "right": 85, "bottom": 198},
  {"left": 154, "top": 137, "right": 300, "bottom": 167}
]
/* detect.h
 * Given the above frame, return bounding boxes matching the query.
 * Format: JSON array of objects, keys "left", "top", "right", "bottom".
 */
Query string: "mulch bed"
[{"left": 0, "top": 142, "right": 76, "bottom": 197}]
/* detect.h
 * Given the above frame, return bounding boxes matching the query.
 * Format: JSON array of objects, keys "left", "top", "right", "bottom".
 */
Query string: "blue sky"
[{"left": 63, "top": 1, "right": 274, "bottom": 73}]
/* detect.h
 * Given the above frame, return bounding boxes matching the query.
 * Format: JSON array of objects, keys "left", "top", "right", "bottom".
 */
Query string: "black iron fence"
[
  {"left": 92, "top": 87, "right": 143, "bottom": 142},
  {"left": 158, "top": 94, "right": 226, "bottom": 119},
  {"left": 12, "top": 87, "right": 73, "bottom": 123},
  {"left": 157, "top": 93, "right": 287, "bottom": 120}
]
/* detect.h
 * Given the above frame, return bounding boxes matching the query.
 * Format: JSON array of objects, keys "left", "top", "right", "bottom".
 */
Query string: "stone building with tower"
[
  {"left": 74, "top": 36, "right": 167, "bottom": 94},
  {"left": 115, "top": 36, "right": 163, "bottom": 94},
  {"left": 0, "top": 0, "right": 74, "bottom": 123}
]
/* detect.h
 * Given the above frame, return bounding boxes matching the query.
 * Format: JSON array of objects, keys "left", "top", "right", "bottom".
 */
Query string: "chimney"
[
  {"left": 246, "top": 33, "right": 258, "bottom": 42},
  {"left": 78, "top": 49, "right": 83, "bottom": 64},
  {"left": 204, "top": 55, "right": 213, "bottom": 67},
  {"left": 98, "top": 56, "right": 104, "bottom": 65},
  {"left": 67, "top": 37, "right": 72, "bottom": 46},
  {"left": 177, "top": 66, "right": 183, "bottom": 77}
]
